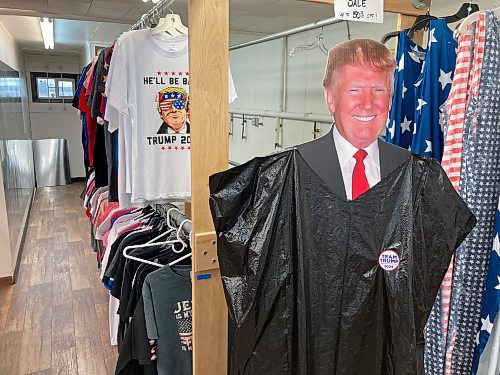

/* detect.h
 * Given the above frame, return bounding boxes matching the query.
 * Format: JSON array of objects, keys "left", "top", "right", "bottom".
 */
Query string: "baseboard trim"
[
  {"left": 0, "top": 276, "right": 13, "bottom": 286},
  {"left": 71, "top": 177, "right": 86, "bottom": 183},
  {"left": 12, "top": 188, "right": 35, "bottom": 284}
]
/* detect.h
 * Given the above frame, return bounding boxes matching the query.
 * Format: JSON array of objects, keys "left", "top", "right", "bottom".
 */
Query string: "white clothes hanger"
[
  {"left": 138, "top": 207, "right": 180, "bottom": 245},
  {"left": 122, "top": 219, "right": 192, "bottom": 266},
  {"left": 289, "top": 29, "right": 328, "bottom": 57},
  {"left": 457, "top": 3, "right": 499, "bottom": 35},
  {"left": 151, "top": 8, "right": 188, "bottom": 36}
]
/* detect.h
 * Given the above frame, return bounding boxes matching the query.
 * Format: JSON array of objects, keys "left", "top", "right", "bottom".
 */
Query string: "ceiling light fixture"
[{"left": 39, "top": 17, "right": 54, "bottom": 50}]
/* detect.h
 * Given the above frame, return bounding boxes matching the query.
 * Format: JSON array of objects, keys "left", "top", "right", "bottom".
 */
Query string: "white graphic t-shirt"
[
  {"left": 106, "top": 30, "right": 237, "bottom": 204},
  {"left": 107, "top": 31, "right": 190, "bottom": 203}
]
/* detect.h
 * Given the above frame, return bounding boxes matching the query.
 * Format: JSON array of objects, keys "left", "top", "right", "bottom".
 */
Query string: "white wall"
[
  {"left": 25, "top": 54, "right": 86, "bottom": 178},
  {"left": 228, "top": 13, "right": 398, "bottom": 164}
]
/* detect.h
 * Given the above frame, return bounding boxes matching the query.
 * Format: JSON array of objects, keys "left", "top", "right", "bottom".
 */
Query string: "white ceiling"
[{"left": 0, "top": 0, "right": 497, "bottom": 55}]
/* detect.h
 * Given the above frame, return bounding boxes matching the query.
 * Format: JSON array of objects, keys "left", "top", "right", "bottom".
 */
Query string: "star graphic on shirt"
[
  {"left": 185, "top": 72, "right": 189, "bottom": 76},
  {"left": 388, "top": 120, "right": 396, "bottom": 139},
  {"left": 168, "top": 146, "right": 172, "bottom": 150},
  {"left": 161, "top": 146, "right": 165, "bottom": 150},
  {"left": 416, "top": 99, "right": 427, "bottom": 112},
  {"left": 104, "top": 62, "right": 109, "bottom": 69},
  {"left": 157, "top": 71, "right": 161, "bottom": 75},
  {"left": 188, "top": 146, "right": 191, "bottom": 150},
  {"left": 438, "top": 69, "right": 453, "bottom": 90},
  {"left": 427, "top": 28, "right": 438, "bottom": 49},
  {"left": 164, "top": 71, "right": 169, "bottom": 75},
  {"left": 475, "top": 330, "right": 481, "bottom": 345},
  {"left": 178, "top": 72, "right": 183, "bottom": 76},
  {"left": 424, "top": 140, "right": 432, "bottom": 153},
  {"left": 397, "top": 54, "right": 405, "bottom": 72},
  {"left": 181, "top": 146, "right": 185, "bottom": 150},
  {"left": 414, "top": 78, "right": 423, "bottom": 88},
  {"left": 481, "top": 315, "right": 494, "bottom": 334},
  {"left": 439, "top": 110, "right": 446, "bottom": 132},
  {"left": 401, "top": 116, "right": 412, "bottom": 134},
  {"left": 492, "top": 233, "right": 500, "bottom": 257},
  {"left": 495, "top": 276, "right": 500, "bottom": 290},
  {"left": 402, "top": 85, "right": 408, "bottom": 99},
  {"left": 103, "top": 75, "right": 108, "bottom": 83},
  {"left": 175, "top": 146, "right": 179, "bottom": 150},
  {"left": 171, "top": 71, "right": 176, "bottom": 75}
]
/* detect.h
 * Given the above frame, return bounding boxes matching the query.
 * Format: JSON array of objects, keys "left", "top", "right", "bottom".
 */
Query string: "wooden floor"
[{"left": 0, "top": 183, "right": 118, "bottom": 375}]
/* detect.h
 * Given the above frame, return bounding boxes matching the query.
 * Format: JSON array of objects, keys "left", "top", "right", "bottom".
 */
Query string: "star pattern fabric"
[
  {"left": 385, "top": 30, "right": 425, "bottom": 150},
  {"left": 423, "top": 12, "right": 500, "bottom": 375},
  {"left": 471, "top": 196, "right": 500, "bottom": 374},
  {"left": 449, "top": 13, "right": 500, "bottom": 374},
  {"left": 424, "top": 12, "right": 500, "bottom": 375},
  {"left": 411, "top": 19, "right": 458, "bottom": 161}
]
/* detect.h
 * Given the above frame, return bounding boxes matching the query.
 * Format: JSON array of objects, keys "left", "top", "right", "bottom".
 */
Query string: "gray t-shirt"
[{"left": 142, "top": 264, "right": 192, "bottom": 375}]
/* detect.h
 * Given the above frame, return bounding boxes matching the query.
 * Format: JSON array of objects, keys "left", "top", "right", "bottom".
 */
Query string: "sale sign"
[{"left": 334, "top": 0, "right": 384, "bottom": 24}]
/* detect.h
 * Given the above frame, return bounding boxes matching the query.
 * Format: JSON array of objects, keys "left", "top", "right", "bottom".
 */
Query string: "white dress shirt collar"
[
  {"left": 332, "top": 125, "right": 381, "bottom": 200},
  {"left": 332, "top": 125, "right": 380, "bottom": 169}
]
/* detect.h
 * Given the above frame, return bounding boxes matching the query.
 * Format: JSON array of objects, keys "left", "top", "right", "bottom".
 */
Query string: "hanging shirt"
[
  {"left": 105, "top": 29, "right": 237, "bottom": 205},
  {"left": 386, "top": 30, "right": 425, "bottom": 149},
  {"left": 411, "top": 19, "right": 457, "bottom": 161},
  {"left": 142, "top": 265, "right": 192, "bottom": 375},
  {"left": 209, "top": 149, "right": 475, "bottom": 375},
  {"left": 106, "top": 30, "right": 192, "bottom": 203}
]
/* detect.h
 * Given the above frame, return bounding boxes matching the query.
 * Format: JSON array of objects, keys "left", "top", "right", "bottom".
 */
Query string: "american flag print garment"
[
  {"left": 448, "top": 11, "right": 499, "bottom": 374},
  {"left": 385, "top": 30, "right": 425, "bottom": 149},
  {"left": 472, "top": 196, "right": 500, "bottom": 374},
  {"left": 411, "top": 18, "right": 458, "bottom": 161},
  {"left": 425, "top": 13, "right": 487, "bottom": 375}
]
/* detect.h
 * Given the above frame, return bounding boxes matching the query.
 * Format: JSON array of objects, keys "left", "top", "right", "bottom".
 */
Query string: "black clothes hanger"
[
  {"left": 445, "top": 3, "right": 480, "bottom": 24},
  {"left": 381, "top": 30, "right": 400, "bottom": 44},
  {"left": 407, "top": 3, "right": 480, "bottom": 39},
  {"left": 407, "top": 13, "right": 437, "bottom": 39}
]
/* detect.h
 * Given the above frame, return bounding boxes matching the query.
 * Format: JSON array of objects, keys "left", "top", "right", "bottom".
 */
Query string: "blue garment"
[
  {"left": 385, "top": 30, "right": 425, "bottom": 149},
  {"left": 386, "top": 20, "right": 456, "bottom": 160},
  {"left": 411, "top": 19, "right": 457, "bottom": 161},
  {"left": 472, "top": 196, "right": 500, "bottom": 374}
]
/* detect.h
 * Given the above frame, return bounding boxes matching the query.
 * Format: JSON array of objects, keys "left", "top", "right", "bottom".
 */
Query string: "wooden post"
[{"left": 188, "top": 0, "right": 229, "bottom": 374}]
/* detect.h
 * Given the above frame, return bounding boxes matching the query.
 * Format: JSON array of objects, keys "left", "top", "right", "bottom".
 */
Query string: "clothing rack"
[
  {"left": 130, "top": 0, "right": 176, "bottom": 31},
  {"left": 155, "top": 203, "right": 192, "bottom": 237}
]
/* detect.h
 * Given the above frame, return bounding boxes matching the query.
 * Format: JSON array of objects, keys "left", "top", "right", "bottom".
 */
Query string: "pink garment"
[
  {"left": 102, "top": 212, "right": 141, "bottom": 247},
  {"left": 84, "top": 56, "right": 99, "bottom": 90},
  {"left": 96, "top": 207, "right": 136, "bottom": 240},
  {"left": 95, "top": 201, "right": 118, "bottom": 228},
  {"left": 94, "top": 197, "right": 110, "bottom": 226},
  {"left": 97, "top": 202, "right": 120, "bottom": 229}
]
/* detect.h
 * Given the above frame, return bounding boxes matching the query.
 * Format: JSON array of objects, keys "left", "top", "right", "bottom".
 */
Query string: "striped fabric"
[
  {"left": 425, "top": 13, "right": 487, "bottom": 375},
  {"left": 442, "top": 13, "right": 486, "bottom": 190},
  {"left": 443, "top": 14, "right": 486, "bottom": 375}
]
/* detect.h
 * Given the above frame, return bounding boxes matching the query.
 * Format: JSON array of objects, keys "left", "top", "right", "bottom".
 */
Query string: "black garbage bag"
[{"left": 209, "top": 149, "right": 476, "bottom": 375}]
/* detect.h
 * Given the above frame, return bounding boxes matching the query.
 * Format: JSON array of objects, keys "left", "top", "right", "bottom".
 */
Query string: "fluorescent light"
[{"left": 39, "top": 17, "right": 54, "bottom": 50}]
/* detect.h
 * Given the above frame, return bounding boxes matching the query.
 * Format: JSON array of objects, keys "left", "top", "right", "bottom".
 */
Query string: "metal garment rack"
[
  {"left": 155, "top": 203, "right": 192, "bottom": 238},
  {"left": 229, "top": 16, "right": 346, "bottom": 51},
  {"left": 129, "top": 0, "right": 176, "bottom": 31}
]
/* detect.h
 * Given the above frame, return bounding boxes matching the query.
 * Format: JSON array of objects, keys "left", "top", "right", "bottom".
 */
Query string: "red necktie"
[{"left": 352, "top": 149, "right": 369, "bottom": 200}]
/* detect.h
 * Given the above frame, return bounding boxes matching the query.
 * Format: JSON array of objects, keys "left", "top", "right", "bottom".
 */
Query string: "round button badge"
[{"left": 378, "top": 249, "right": 400, "bottom": 271}]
